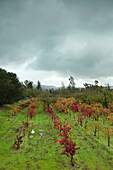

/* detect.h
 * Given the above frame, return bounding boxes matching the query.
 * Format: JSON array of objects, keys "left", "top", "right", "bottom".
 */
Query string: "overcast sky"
[{"left": 0, "top": 0, "right": 113, "bottom": 87}]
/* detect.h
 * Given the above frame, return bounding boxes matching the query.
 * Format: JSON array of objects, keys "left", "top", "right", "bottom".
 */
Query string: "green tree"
[
  {"left": 94, "top": 80, "right": 99, "bottom": 87},
  {"left": 49, "top": 88, "right": 54, "bottom": 95},
  {"left": 28, "top": 81, "right": 33, "bottom": 89},
  {"left": 37, "top": 80, "right": 42, "bottom": 90},
  {"left": 67, "top": 84, "right": 71, "bottom": 90},
  {"left": 0, "top": 68, "right": 23, "bottom": 106},
  {"left": 24, "top": 80, "right": 33, "bottom": 89},
  {"left": 68, "top": 76, "right": 75, "bottom": 90},
  {"left": 83, "top": 83, "right": 92, "bottom": 90}
]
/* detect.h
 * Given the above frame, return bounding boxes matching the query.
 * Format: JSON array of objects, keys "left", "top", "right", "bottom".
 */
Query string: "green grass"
[{"left": 0, "top": 101, "right": 113, "bottom": 169}]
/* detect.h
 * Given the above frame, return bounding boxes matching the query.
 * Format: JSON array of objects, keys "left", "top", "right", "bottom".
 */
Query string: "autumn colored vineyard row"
[
  {"left": 11, "top": 98, "right": 40, "bottom": 150},
  {"left": 8, "top": 97, "right": 113, "bottom": 166},
  {"left": 44, "top": 105, "right": 80, "bottom": 166},
  {"left": 50, "top": 97, "right": 113, "bottom": 147}
]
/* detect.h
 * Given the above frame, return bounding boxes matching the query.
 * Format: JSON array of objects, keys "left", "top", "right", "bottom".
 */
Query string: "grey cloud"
[
  {"left": 28, "top": 34, "right": 113, "bottom": 79},
  {"left": 0, "top": 0, "right": 113, "bottom": 82}
]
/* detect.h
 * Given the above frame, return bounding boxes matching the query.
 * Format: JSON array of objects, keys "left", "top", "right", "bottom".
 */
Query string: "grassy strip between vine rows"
[{"left": 0, "top": 101, "right": 113, "bottom": 169}]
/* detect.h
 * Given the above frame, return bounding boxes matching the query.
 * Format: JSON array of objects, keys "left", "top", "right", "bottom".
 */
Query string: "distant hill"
[
  {"left": 110, "top": 86, "right": 113, "bottom": 89},
  {"left": 33, "top": 84, "right": 59, "bottom": 91},
  {"left": 33, "top": 84, "right": 85, "bottom": 91}
]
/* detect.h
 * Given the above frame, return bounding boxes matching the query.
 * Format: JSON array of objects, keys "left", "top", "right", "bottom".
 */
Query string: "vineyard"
[{"left": 0, "top": 97, "right": 113, "bottom": 169}]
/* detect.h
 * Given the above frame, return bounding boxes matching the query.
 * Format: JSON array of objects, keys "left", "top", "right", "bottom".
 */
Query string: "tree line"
[
  {"left": 0, "top": 68, "right": 42, "bottom": 106},
  {"left": 0, "top": 67, "right": 113, "bottom": 107}
]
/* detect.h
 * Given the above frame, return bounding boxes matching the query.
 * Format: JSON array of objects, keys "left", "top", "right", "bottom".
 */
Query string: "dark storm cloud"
[
  {"left": 0, "top": 0, "right": 113, "bottom": 80},
  {"left": 29, "top": 34, "right": 113, "bottom": 78}
]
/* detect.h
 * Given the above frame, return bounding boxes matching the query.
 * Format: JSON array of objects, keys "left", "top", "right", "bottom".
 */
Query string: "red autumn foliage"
[
  {"left": 22, "top": 120, "right": 32, "bottom": 128},
  {"left": 46, "top": 107, "right": 54, "bottom": 114},
  {"left": 56, "top": 123, "right": 80, "bottom": 166},
  {"left": 17, "top": 100, "right": 31, "bottom": 110},
  {"left": 72, "top": 104, "right": 78, "bottom": 112},
  {"left": 26, "top": 108, "right": 36, "bottom": 118},
  {"left": 12, "top": 135, "right": 23, "bottom": 150},
  {"left": 103, "top": 109, "right": 110, "bottom": 117}
]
